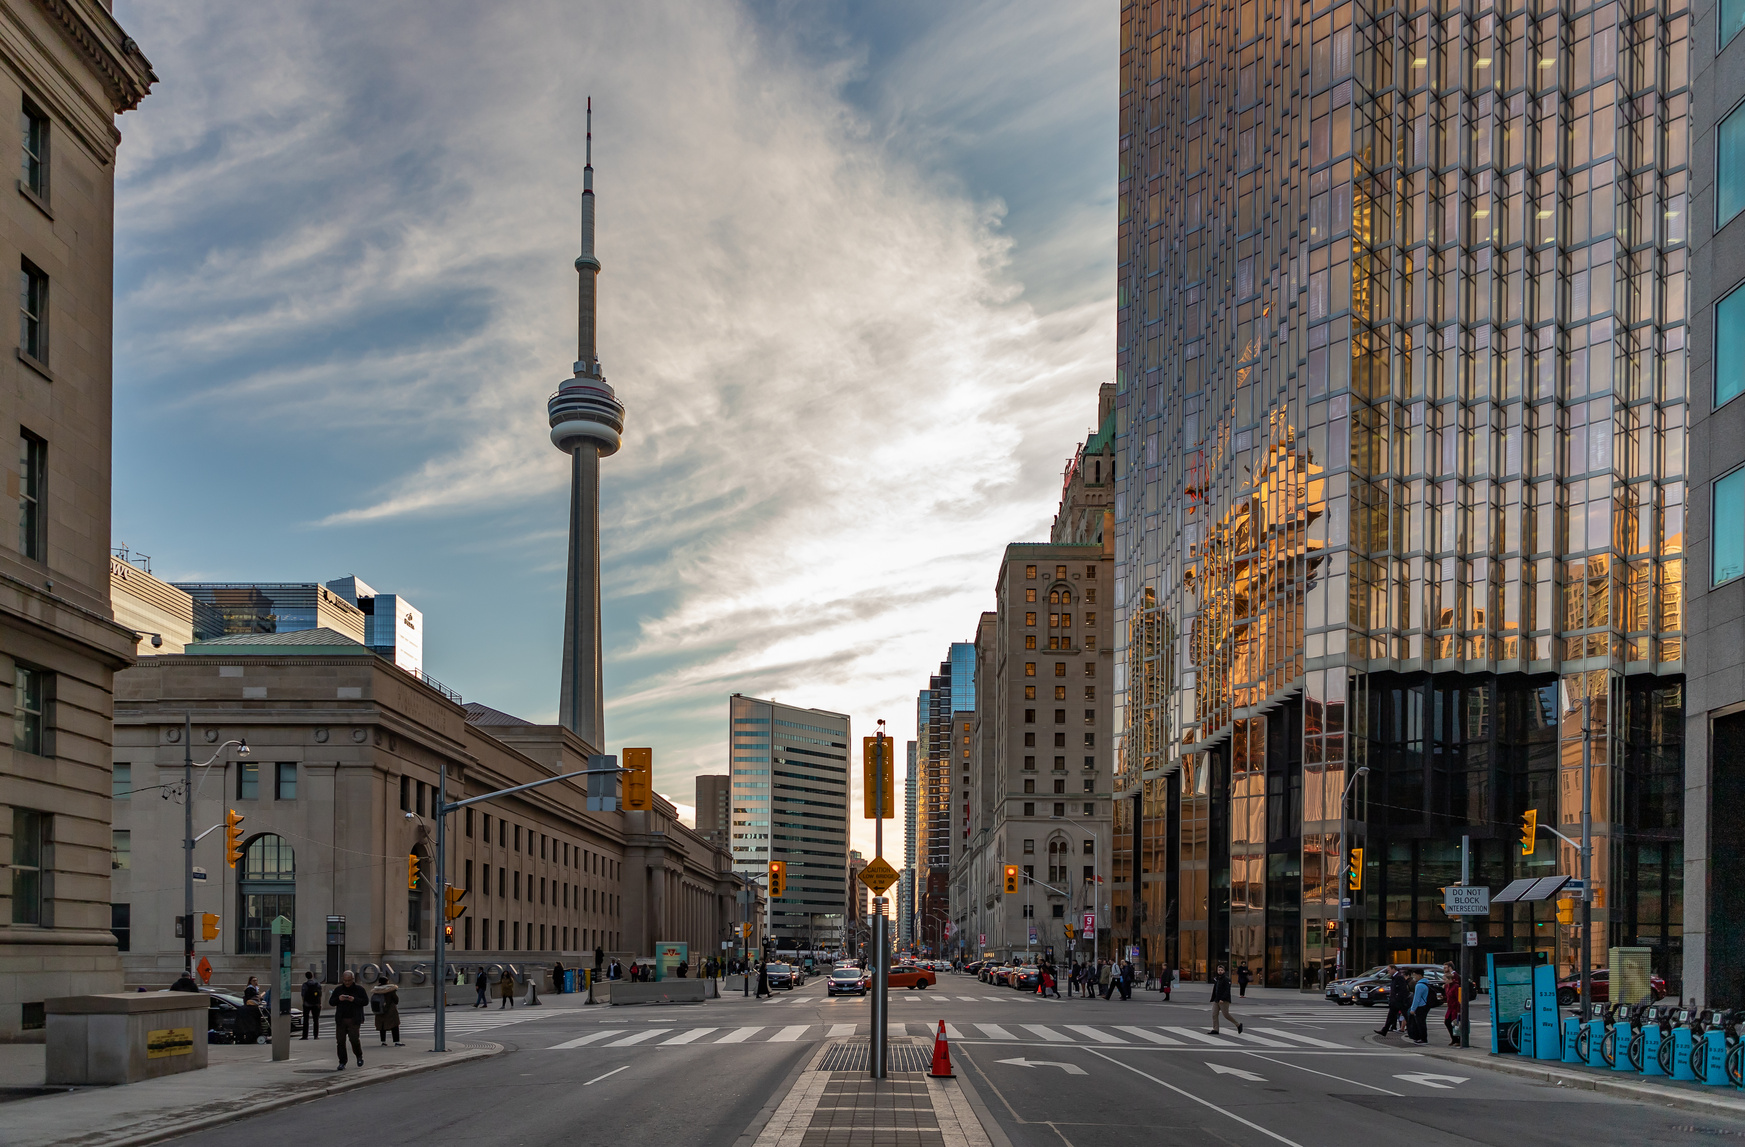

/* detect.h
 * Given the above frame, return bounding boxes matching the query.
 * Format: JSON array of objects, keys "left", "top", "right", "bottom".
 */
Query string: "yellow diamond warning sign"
[{"left": 857, "top": 856, "right": 899, "bottom": 896}]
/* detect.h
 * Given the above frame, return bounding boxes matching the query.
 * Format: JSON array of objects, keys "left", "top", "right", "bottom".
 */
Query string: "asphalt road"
[{"left": 155, "top": 974, "right": 1745, "bottom": 1147}]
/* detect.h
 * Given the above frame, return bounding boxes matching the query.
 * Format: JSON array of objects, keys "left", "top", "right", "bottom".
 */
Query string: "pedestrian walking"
[
  {"left": 329, "top": 971, "right": 369, "bottom": 1070},
  {"left": 1158, "top": 961, "right": 1172, "bottom": 1001},
  {"left": 552, "top": 961, "right": 566, "bottom": 993},
  {"left": 300, "top": 971, "right": 323, "bottom": 1039},
  {"left": 170, "top": 971, "right": 199, "bottom": 992},
  {"left": 1407, "top": 970, "right": 1431, "bottom": 1045},
  {"left": 371, "top": 977, "right": 402, "bottom": 1047},
  {"left": 1237, "top": 962, "right": 1252, "bottom": 998},
  {"left": 1208, "top": 964, "right": 1244, "bottom": 1035},
  {"left": 1441, "top": 963, "right": 1462, "bottom": 1045},
  {"left": 1099, "top": 960, "right": 1114, "bottom": 1000},
  {"left": 1374, "top": 965, "right": 1409, "bottom": 1036},
  {"left": 474, "top": 968, "right": 489, "bottom": 1008},
  {"left": 1118, "top": 960, "right": 1134, "bottom": 1001},
  {"left": 498, "top": 969, "right": 517, "bottom": 1009}
]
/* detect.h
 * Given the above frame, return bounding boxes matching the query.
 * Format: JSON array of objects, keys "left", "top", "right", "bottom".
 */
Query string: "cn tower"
[{"left": 548, "top": 98, "right": 623, "bottom": 747}]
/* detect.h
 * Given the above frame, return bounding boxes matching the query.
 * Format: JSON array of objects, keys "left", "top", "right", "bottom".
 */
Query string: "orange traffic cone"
[{"left": 930, "top": 1019, "right": 954, "bottom": 1077}]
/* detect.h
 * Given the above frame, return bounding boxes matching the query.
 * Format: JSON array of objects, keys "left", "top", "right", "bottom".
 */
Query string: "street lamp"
[
  {"left": 1048, "top": 814, "right": 1101, "bottom": 964},
  {"left": 181, "top": 712, "right": 248, "bottom": 978},
  {"left": 1336, "top": 765, "right": 1371, "bottom": 980}
]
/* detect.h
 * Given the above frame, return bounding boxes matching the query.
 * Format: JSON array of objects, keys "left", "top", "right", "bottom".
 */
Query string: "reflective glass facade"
[{"left": 1113, "top": 0, "right": 1689, "bottom": 987}]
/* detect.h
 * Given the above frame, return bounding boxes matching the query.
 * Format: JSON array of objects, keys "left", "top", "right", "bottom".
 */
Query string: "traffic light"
[
  {"left": 1556, "top": 898, "right": 1575, "bottom": 925},
  {"left": 224, "top": 809, "right": 245, "bottom": 868},
  {"left": 201, "top": 912, "right": 220, "bottom": 941},
  {"left": 1003, "top": 864, "right": 1020, "bottom": 894},
  {"left": 1520, "top": 809, "right": 1538, "bottom": 856},
  {"left": 623, "top": 747, "right": 653, "bottom": 811},
  {"left": 863, "top": 736, "right": 895, "bottom": 818},
  {"left": 444, "top": 922, "right": 456, "bottom": 943},
  {"left": 1347, "top": 847, "right": 1364, "bottom": 891},
  {"left": 444, "top": 886, "right": 468, "bottom": 921},
  {"left": 408, "top": 853, "right": 421, "bottom": 891},
  {"left": 768, "top": 860, "right": 787, "bottom": 898},
  {"left": 1064, "top": 923, "right": 1075, "bottom": 940}
]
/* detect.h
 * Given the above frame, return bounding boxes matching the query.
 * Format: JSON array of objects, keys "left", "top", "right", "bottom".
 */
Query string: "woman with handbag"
[{"left": 371, "top": 976, "right": 402, "bottom": 1047}]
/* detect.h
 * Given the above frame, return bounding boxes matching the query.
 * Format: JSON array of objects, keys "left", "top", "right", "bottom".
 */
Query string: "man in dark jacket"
[
  {"left": 1209, "top": 964, "right": 1244, "bottom": 1035},
  {"left": 474, "top": 968, "right": 489, "bottom": 1008},
  {"left": 328, "top": 971, "right": 369, "bottom": 1070},
  {"left": 300, "top": 972, "right": 323, "bottom": 1039},
  {"left": 1375, "top": 966, "right": 1409, "bottom": 1036}
]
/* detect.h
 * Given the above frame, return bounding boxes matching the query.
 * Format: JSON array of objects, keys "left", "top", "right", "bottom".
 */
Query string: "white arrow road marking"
[
  {"left": 996, "top": 1057, "right": 1088, "bottom": 1075},
  {"left": 1084, "top": 1049, "right": 1307, "bottom": 1147},
  {"left": 1394, "top": 1072, "right": 1469, "bottom": 1089},
  {"left": 1209, "top": 1063, "right": 1269, "bottom": 1082}
]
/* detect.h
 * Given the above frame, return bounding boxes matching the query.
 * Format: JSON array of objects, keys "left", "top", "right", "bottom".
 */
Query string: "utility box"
[
  {"left": 44, "top": 993, "right": 209, "bottom": 1085},
  {"left": 1609, "top": 946, "right": 1654, "bottom": 1006}
]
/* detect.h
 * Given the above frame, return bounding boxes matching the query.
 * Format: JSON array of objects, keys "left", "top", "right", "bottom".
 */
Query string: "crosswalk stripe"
[
  {"left": 957, "top": 996, "right": 980, "bottom": 1002},
  {"left": 1234, "top": 1031, "right": 1296, "bottom": 1049},
  {"left": 546, "top": 1031, "right": 618, "bottom": 1049},
  {"left": 975, "top": 1023, "right": 1017, "bottom": 1039},
  {"left": 828, "top": 1024, "right": 857, "bottom": 1037},
  {"left": 905, "top": 996, "right": 922, "bottom": 1003},
  {"left": 1063, "top": 1025, "right": 1127, "bottom": 1044},
  {"left": 606, "top": 1028, "right": 671, "bottom": 1046},
  {"left": 718, "top": 1027, "right": 763, "bottom": 1044},
  {"left": 770, "top": 1025, "right": 809, "bottom": 1042},
  {"left": 1162, "top": 1027, "right": 1239, "bottom": 1047},
  {"left": 1022, "top": 1024, "right": 1070, "bottom": 1042},
  {"left": 661, "top": 1028, "right": 717, "bottom": 1045},
  {"left": 944, "top": 1023, "right": 966, "bottom": 1040},
  {"left": 982, "top": 997, "right": 1007, "bottom": 1002},
  {"left": 1115, "top": 1026, "right": 1184, "bottom": 1045},
  {"left": 1253, "top": 1027, "right": 1345, "bottom": 1049}
]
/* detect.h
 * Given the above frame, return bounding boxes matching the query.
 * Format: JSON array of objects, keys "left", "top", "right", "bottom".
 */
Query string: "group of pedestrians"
[
  {"left": 1373, "top": 963, "right": 1464, "bottom": 1046},
  {"left": 304, "top": 970, "right": 400, "bottom": 1069},
  {"left": 1057, "top": 958, "right": 1139, "bottom": 1000}
]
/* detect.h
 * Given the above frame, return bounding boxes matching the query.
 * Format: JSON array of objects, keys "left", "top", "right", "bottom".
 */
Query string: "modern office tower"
[
  {"left": 694, "top": 773, "right": 731, "bottom": 848},
  {"left": 325, "top": 576, "right": 424, "bottom": 676},
  {"left": 727, "top": 694, "right": 851, "bottom": 949},
  {"left": 0, "top": 3, "right": 154, "bottom": 1039},
  {"left": 174, "top": 582, "right": 367, "bottom": 644},
  {"left": 1685, "top": 0, "right": 1744, "bottom": 1003},
  {"left": 899, "top": 739, "right": 918, "bottom": 945},
  {"left": 547, "top": 100, "right": 625, "bottom": 750},
  {"left": 955, "top": 548, "right": 1115, "bottom": 963},
  {"left": 1113, "top": 0, "right": 1690, "bottom": 987},
  {"left": 917, "top": 644, "right": 973, "bottom": 954}
]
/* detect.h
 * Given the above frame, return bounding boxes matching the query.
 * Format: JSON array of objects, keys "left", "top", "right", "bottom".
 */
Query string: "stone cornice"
[{"left": 31, "top": 0, "right": 154, "bottom": 112}]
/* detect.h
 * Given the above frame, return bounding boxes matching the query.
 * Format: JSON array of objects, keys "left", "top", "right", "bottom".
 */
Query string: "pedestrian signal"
[
  {"left": 444, "top": 922, "right": 456, "bottom": 943},
  {"left": 1520, "top": 809, "right": 1538, "bottom": 856},
  {"left": 1556, "top": 898, "right": 1575, "bottom": 925},
  {"left": 1348, "top": 847, "right": 1363, "bottom": 891},
  {"left": 863, "top": 735, "right": 895, "bottom": 818},
  {"left": 623, "top": 747, "right": 653, "bottom": 811},
  {"left": 224, "top": 809, "right": 245, "bottom": 868},
  {"left": 1003, "top": 865, "right": 1020, "bottom": 894},
  {"left": 768, "top": 860, "right": 787, "bottom": 897},
  {"left": 201, "top": 912, "right": 220, "bottom": 941},
  {"left": 408, "top": 853, "right": 421, "bottom": 891},
  {"left": 444, "top": 886, "right": 467, "bottom": 920}
]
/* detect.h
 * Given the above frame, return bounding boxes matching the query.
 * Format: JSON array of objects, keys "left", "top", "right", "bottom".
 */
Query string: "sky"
[{"left": 108, "top": 0, "right": 1115, "bottom": 858}]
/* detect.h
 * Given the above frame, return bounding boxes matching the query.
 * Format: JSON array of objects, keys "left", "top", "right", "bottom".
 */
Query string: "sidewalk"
[
  {"left": 748, "top": 1038, "right": 998, "bottom": 1147},
  {"left": 0, "top": 1035, "right": 500, "bottom": 1147}
]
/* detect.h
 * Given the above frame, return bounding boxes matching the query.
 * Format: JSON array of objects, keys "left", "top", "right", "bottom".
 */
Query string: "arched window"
[{"left": 239, "top": 834, "right": 295, "bottom": 954}]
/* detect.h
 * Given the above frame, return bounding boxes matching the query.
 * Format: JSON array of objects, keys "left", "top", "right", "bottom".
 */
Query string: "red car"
[
  {"left": 1555, "top": 968, "right": 1667, "bottom": 1007},
  {"left": 886, "top": 965, "right": 937, "bottom": 989}
]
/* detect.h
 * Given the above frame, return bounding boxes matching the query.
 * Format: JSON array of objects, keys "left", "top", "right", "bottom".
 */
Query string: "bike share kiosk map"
[{"left": 1488, "top": 950, "right": 1556, "bottom": 1058}]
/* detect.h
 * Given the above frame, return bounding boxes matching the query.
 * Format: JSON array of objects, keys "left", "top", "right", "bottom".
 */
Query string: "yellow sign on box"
[
  {"left": 858, "top": 856, "right": 899, "bottom": 896},
  {"left": 862, "top": 737, "right": 895, "bottom": 819},
  {"left": 147, "top": 1027, "right": 194, "bottom": 1059}
]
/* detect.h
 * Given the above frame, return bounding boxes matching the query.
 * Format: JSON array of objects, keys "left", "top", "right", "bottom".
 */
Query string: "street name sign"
[{"left": 858, "top": 856, "right": 899, "bottom": 896}]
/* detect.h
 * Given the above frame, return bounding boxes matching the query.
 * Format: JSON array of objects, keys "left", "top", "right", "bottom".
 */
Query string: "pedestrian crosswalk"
[
  {"left": 538, "top": 1022, "right": 1351, "bottom": 1051},
  {"left": 398, "top": 1008, "right": 563, "bottom": 1037}
]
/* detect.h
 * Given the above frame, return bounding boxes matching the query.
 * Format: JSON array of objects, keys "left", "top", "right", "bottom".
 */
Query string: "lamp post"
[
  {"left": 182, "top": 712, "right": 249, "bottom": 979},
  {"left": 1048, "top": 814, "right": 1101, "bottom": 964},
  {"left": 1336, "top": 765, "right": 1371, "bottom": 980}
]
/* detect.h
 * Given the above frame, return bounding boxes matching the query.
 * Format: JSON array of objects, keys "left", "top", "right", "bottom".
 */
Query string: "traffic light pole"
[
  {"left": 431, "top": 762, "right": 625, "bottom": 1053},
  {"left": 183, "top": 713, "right": 193, "bottom": 978},
  {"left": 872, "top": 728, "right": 888, "bottom": 1081},
  {"left": 1579, "top": 689, "right": 1594, "bottom": 1020}
]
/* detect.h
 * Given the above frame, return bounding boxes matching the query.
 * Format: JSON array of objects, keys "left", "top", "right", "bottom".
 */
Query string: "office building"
[
  {"left": 110, "top": 550, "right": 205, "bottom": 656},
  {"left": 695, "top": 773, "right": 730, "bottom": 848},
  {"left": 174, "top": 582, "right": 368, "bottom": 645},
  {"left": 1685, "top": 0, "right": 1744, "bottom": 1003},
  {"left": 0, "top": 5, "right": 154, "bottom": 1041},
  {"left": 727, "top": 694, "right": 850, "bottom": 949},
  {"left": 916, "top": 644, "right": 973, "bottom": 954},
  {"left": 325, "top": 575, "right": 424, "bottom": 676},
  {"left": 1113, "top": 0, "right": 1689, "bottom": 987},
  {"left": 899, "top": 739, "right": 917, "bottom": 946}
]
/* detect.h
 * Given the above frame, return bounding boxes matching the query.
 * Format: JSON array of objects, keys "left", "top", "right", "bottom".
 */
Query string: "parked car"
[
  {"left": 887, "top": 964, "right": 937, "bottom": 989},
  {"left": 766, "top": 963, "right": 795, "bottom": 990},
  {"left": 162, "top": 988, "right": 302, "bottom": 1042},
  {"left": 1325, "top": 966, "right": 1391, "bottom": 1005},
  {"left": 1010, "top": 967, "right": 1040, "bottom": 991},
  {"left": 962, "top": 960, "right": 985, "bottom": 976},
  {"left": 1555, "top": 969, "right": 1667, "bottom": 1007},
  {"left": 827, "top": 967, "right": 868, "bottom": 996},
  {"left": 1349, "top": 965, "right": 1447, "bottom": 1007}
]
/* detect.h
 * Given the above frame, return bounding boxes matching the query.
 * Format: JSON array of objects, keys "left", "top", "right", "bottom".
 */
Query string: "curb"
[
  {"left": 36, "top": 1041, "right": 503, "bottom": 1147},
  {"left": 1405, "top": 1041, "right": 1745, "bottom": 1118}
]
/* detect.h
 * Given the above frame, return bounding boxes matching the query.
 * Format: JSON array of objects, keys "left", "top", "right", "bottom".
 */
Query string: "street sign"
[
  {"left": 270, "top": 915, "right": 293, "bottom": 935},
  {"left": 1465, "top": 931, "right": 1479, "bottom": 947},
  {"left": 1443, "top": 885, "right": 1491, "bottom": 916},
  {"left": 858, "top": 856, "right": 899, "bottom": 896},
  {"left": 192, "top": 866, "right": 207, "bottom": 882},
  {"left": 1028, "top": 926, "right": 1037, "bottom": 944},
  {"left": 862, "top": 737, "right": 895, "bottom": 818}
]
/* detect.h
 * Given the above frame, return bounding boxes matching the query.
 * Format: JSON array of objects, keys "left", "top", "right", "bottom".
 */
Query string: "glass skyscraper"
[{"left": 1112, "top": 0, "right": 1689, "bottom": 988}]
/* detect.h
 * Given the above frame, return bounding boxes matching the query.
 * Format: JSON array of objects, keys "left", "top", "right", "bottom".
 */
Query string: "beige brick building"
[{"left": 0, "top": 0, "right": 153, "bottom": 1040}]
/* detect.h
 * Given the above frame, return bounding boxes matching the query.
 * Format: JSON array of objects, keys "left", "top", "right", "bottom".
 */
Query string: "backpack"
[{"left": 301, "top": 980, "right": 320, "bottom": 1006}]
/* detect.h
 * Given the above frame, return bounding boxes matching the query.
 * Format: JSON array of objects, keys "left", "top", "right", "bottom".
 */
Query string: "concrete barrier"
[
  {"left": 596, "top": 980, "right": 709, "bottom": 1006},
  {"left": 45, "top": 992, "right": 210, "bottom": 1085}
]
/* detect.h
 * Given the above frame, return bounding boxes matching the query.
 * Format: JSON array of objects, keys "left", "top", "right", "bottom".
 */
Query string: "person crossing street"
[
  {"left": 1208, "top": 963, "right": 1243, "bottom": 1035},
  {"left": 1374, "top": 965, "right": 1409, "bottom": 1036},
  {"left": 299, "top": 971, "right": 323, "bottom": 1040}
]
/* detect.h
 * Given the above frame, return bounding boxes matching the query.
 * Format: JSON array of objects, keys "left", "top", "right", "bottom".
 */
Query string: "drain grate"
[{"left": 816, "top": 1041, "right": 932, "bottom": 1073}]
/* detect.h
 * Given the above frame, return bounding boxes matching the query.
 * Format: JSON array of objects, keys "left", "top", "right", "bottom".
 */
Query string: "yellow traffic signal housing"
[
  {"left": 863, "top": 736, "right": 895, "bottom": 818},
  {"left": 768, "top": 860, "right": 787, "bottom": 898},
  {"left": 201, "top": 912, "right": 220, "bottom": 941},
  {"left": 444, "top": 886, "right": 468, "bottom": 921},
  {"left": 1064, "top": 923, "right": 1075, "bottom": 940},
  {"left": 1556, "top": 898, "right": 1576, "bottom": 926},
  {"left": 224, "top": 809, "right": 245, "bottom": 868},
  {"left": 623, "top": 747, "right": 653, "bottom": 811},
  {"left": 1348, "top": 847, "right": 1364, "bottom": 891},
  {"left": 1520, "top": 809, "right": 1538, "bottom": 856},
  {"left": 408, "top": 853, "right": 421, "bottom": 891},
  {"left": 1003, "top": 864, "right": 1020, "bottom": 894}
]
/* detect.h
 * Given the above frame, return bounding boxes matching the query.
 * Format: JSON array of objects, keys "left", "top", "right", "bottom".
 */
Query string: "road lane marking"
[
  {"left": 770, "top": 1025, "right": 810, "bottom": 1042},
  {"left": 958, "top": 996, "right": 981, "bottom": 1001},
  {"left": 983, "top": 997, "right": 1007, "bottom": 1002},
  {"left": 583, "top": 1065, "right": 630, "bottom": 1086},
  {"left": 546, "top": 1031, "right": 618, "bottom": 1049},
  {"left": 996, "top": 1056, "right": 1086, "bottom": 1074},
  {"left": 1162, "top": 1027, "right": 1241, "bottom": 1046},
  {"left": 1115, "top": 1026, "right": 1185, "bottom": 1045},
  {"left": 1083, "top": 1048, "right": 1308, "bottom": 1147},
  {"left": 606, "top": 1028, "right": 671, "bottom": 1046},
  {"left": 945, "top": 1023, "right": 967, "bottom": 1040},
  {"left": 1209, "top": 1063, "right": 1268, "bottom": 1081},
  {"left": 906, "top": 996, "right": 922, "bottom": 1003},
  {"left": 661, "top": 1028, "right": 717, "bottom": 1045},
  {"left": 1063, "top": 1025, "right": 1128, "bottom": 1044},
  {"left": 1021, "top": 1024, "right": 1070, "bottom": 1042},
  {"left": 1254, "top": 1027, "right": 1345, "bottom": 1049},
  {"left": 1245, "top": 1053, "right": 1404, "bottom": 1096},
  {"left": 718, "top": 1026, "right": 764, "bottom": 1043},
  {"left": 827, "top": 1024, "right": 857, "bottom": 1037},
  {"left": 976, "top": 1024, "right": 1017, "bottom": 1039},
  {"left": 1234, "top": 1031, "right": 1297, "bottom": 1049}
]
